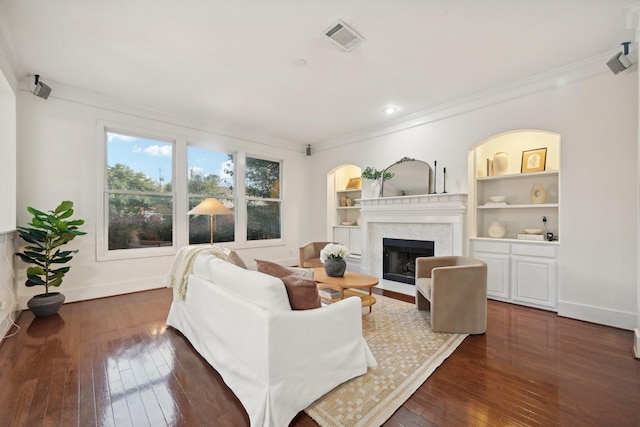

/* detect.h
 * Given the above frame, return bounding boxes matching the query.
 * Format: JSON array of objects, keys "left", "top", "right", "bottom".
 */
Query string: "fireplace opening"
[{"left": 383, "top": 238, "right": 434, "bottom": 285}]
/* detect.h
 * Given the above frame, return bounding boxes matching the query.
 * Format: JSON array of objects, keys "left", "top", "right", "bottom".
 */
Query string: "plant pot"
[
  {"left": 361, "top": 178, "right": 381, "bottom": 199},
  {"left": 27, "top": 292, "right": 65, "bottom": 317},
  {"left": 324, "top": 258, "right": 347, "bottom": 277}
]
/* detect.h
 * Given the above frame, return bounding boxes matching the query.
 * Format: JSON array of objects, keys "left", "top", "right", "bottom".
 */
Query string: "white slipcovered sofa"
[{"left": 166, "top": 247, "right": 377, "bottom": 427}]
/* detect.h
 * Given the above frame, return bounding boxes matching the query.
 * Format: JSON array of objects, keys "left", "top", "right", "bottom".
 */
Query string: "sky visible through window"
[{"left": 107, "top": 132, "right": 232, "bottom": 188}]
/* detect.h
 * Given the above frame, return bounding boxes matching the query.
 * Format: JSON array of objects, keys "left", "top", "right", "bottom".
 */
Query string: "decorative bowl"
[
  {"left": 523, "top": 228, "right": 544, "bottom": 234},
  {"left": 490, "top": 196, "right": 506, "bottom": 202},
  {"left": 341, "top": 221, "right": 356, "bottom": 226}
]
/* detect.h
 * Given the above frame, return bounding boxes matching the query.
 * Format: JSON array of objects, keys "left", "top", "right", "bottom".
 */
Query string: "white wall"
[
  {"left": 14, "top": 89, "right": 311, "bottom": 308},
  {"left": 308, "top": 70, "right": 638, "bottom": 330},
  {"left": 0, "top": 47, "right": 18, "bottom": 340}
]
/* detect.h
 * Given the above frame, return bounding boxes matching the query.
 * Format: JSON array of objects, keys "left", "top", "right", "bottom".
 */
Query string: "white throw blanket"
[{"left": 166, "top": 245, "right": 245, "bottom": 300}]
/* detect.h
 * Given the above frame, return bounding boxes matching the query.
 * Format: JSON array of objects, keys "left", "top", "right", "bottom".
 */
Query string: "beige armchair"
[
  {"left": 299, "top": 242, "right": 333, "bottom": 268},
  {"left": 415, "top": 256, "right": 487, "bottom": 334}
]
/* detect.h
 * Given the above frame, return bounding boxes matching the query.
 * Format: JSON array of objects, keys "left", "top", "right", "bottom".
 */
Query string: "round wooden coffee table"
[{"left": 313, "top": 268, "right": 378, "bottom": 312}]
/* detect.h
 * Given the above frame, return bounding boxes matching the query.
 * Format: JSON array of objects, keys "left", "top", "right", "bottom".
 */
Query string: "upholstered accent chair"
[
  {"left": 415, "top": 256, "right": 488, "bottom": 334},
  {"left": 299, "top": 242, "right": 333, "bottom": 268}
]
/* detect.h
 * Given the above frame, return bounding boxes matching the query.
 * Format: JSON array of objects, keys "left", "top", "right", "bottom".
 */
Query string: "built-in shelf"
[
  {"left": 469, "top": 130, "right": 561, "bottom": 311},
  {"left": 478, "top": 203, "right": 559, "bottom": 210},
  {"left": 476, "top": 170, "right": 558, "bottom": 182}
]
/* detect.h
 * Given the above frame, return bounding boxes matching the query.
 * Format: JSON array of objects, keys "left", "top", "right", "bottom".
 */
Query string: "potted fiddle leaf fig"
[{"left": 15, "top": 201, "right": 86, "bottom": 317}]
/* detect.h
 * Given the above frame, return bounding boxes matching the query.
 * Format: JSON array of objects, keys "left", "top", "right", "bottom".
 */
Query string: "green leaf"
[
  {"left": 27, "top": 206, "right": 47, "bottom": 217},
  {"left": 48, "top": 277, "right": 63, "bottom": 288},
  {"left": 57, "top": 208, "right": 74, "bottom": 220},
  {"left": 26, "top": 266, "right": 46, "bottom": 276},
  {"left": 54, "top": 201, "right": 74, "bottom": 214},
  {"left": 50, "top": 266, "right": 71, "bottom": 275}
]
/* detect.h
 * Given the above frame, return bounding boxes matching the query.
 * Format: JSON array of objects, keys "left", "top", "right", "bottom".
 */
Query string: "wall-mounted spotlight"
[
  {"left": 32, "top": 74, "right": 51, "bottom": 99},
  {"left": 306, "top": 144, "right": 312, "bottom": 156},
  {"left": 607, "top": 42, "right": 633, "bottom": 75}
]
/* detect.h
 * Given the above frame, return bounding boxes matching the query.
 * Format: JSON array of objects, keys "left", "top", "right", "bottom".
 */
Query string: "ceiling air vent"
[{"left": 324, "top": 20, "right": 365, "bottom": 52}]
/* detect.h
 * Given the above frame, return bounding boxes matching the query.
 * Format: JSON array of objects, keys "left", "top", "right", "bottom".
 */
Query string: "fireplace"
[{"left": 383, "top": 238, "right": 434, "bottom": 285}]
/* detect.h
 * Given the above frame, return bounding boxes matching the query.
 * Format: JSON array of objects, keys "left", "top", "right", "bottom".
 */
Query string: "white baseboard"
[
  {"left": 634, "top": 328, "right": 640, "bottom": 360},
  {"left": 17, "top": 276, "right": 167, "bottom": 310},
  {"left": 557, "top": 300, "right": 636, "bottom": 330}
]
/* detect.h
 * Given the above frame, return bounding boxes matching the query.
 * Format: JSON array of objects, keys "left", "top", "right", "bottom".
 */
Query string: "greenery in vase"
[
  {"left": 15, "top": 201, "right": 87, "bottom": 295},
  {"left": 320, "top": 243, "right": 349, "bottom": 262},
  {"left": 361, "top": 166, "right": 394, "bottom": 181}
]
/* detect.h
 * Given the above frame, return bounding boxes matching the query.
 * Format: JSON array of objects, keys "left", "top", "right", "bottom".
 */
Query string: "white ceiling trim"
[
  {"left": 314, "top": 50, "right": 624, "bottom": 152},
  {"left": 19, "top": 78, "right": 304, "bottom": 153}
]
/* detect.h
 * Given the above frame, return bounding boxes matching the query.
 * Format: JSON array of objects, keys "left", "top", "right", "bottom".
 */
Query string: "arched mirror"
[{"left": 381, "top": 157, "right": 431, "bottom": 196}]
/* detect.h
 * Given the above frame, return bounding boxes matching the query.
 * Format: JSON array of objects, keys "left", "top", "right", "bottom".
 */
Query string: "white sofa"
[{"left": 166, "top": 252, "right": 377, "bottom": 427}]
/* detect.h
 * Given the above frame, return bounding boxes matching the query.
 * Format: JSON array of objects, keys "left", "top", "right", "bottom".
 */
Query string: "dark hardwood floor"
[{"left": 0, "top": 288, "right": 638, "bottom": 427}]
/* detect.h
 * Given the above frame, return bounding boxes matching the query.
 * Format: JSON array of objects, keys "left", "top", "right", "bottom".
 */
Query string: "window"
[
  {"left": 187, "top": 146, "right": 235, "bottom": 244},
  {"left": 245, "top": 156, "right": 281, "bottom": 241},
  {"left": 100, "top": 125, "right": 285, "bottom": 258},
  {"left": 106, "top": 131, "right": 174, "bottom": 250}
]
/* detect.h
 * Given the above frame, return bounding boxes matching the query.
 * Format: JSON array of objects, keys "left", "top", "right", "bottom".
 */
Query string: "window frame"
[
  {"left": 186, "top": 143, "right": 237, "bottom": 245},
  {"left": 244, "top": 153, "right": 284, "bottom": 243},
  {"left": 97, "top": 122, "right": 286, "bottom": 261},
  {"left": 97, "top": 124, "right": 177, "bottom": 261}
]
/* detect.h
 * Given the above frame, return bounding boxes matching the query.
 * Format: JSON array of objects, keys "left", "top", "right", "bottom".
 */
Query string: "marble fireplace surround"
[{"left": 358, "top": 194, "right": 468, "bottom": 283}]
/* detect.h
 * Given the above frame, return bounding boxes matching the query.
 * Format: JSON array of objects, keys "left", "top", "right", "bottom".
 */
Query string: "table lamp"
[{"left": 187, "top": 198, "right": 233, "bottom": 244}]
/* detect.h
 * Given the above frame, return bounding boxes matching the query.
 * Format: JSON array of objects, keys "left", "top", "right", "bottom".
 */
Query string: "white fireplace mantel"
[{"left": 358, "top": 193, "right": 468, "bottom": 278}]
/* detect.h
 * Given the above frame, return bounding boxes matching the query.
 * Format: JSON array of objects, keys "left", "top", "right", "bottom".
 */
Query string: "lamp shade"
[{"left": 187, "top": 198, "right": 233, "bottom": 216}]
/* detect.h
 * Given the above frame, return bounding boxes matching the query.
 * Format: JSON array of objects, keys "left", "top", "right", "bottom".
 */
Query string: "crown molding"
[
  {"left": 19, "top": 78, "right": 302, "bottom": 153},
  {"left": 314, "top": 51, "right": 622, "bottom": 152},
  {"left": 0, "top": 5, "right": 20, "bottom": 90},
  {"left": 625, "top": 2, "right": 640, "bottom": 32}
]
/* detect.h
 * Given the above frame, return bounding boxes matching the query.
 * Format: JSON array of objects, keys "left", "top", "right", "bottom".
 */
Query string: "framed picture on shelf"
[
  {"left": 346, "top": 177, "right": 361, "bottom": 190},
  {"left": 521, "top": 148, "right": 547, "bottom": 173}
]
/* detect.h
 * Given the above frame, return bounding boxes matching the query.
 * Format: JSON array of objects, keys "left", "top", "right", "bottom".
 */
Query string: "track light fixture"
[
  {"left": 306, "top": 144, "right": 311, "bottom": 156},
  {"left": 32, "top": 74, "right": 51, "bottom": 99},
  {"left": 607, "top": 42, "right": 633, "bottom": 75}
]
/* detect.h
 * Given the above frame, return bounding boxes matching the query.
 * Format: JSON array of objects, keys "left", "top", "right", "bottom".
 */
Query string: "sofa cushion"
[
  {"left": 280, "top": 275, "right": 322, "bottom": 310},
  {"left": 256, "top": 259, "right": 292, "bottom": 278},
  {"left": 415, "top": 277, "right": 432, "bottom": 300},
  {"left": 256, "top": 259, "right": 321, "bottom": 310},
  {"left": 209, "top": 257, "right": 291, "bottom": 311}
]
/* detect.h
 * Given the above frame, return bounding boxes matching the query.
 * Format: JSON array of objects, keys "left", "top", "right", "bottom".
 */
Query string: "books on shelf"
[{"left": 517, "top": 233, "right": 545, "bottom": 241}]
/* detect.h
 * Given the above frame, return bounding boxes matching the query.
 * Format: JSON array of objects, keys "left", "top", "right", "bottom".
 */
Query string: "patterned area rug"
[{"left": 305, "top": 295, "right": 468, "bottom": 427}]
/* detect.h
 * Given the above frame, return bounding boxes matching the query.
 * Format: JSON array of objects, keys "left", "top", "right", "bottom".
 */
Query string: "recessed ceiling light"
[{"left": 384, "top": 106, "right": 398, "bottom": 114}]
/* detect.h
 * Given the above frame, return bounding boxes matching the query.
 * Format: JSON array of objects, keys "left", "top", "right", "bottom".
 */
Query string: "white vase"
[
  {"left": 492, "top": 152, "right": 508, "bottom": 176},
  {"left": 361, "top": 178, "right": 381, "bottom": 198},
  {"left": 488, "top": 221, "right": 507, "bottom": 238},
  {"left": 530, "top": 184, "right": 547, "bottom": 204}
]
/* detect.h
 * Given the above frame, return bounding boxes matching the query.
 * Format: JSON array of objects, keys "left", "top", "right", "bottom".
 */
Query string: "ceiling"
[{"left": 0, "top": 0, "right": 636, "bottom": 145}]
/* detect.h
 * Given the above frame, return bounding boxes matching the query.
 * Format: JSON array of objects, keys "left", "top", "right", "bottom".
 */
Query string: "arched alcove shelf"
[
  {"left": 326, "top": 164, "right": 362, "bottom": 258},
  {"left": 468, "top": 129, "right": 561, "bottom": 311}
]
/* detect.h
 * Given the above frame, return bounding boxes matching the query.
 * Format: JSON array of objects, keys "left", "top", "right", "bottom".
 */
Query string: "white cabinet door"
[
  {"left": 474, "top": 253, "right": 510, "bottom": 300},
  {"left": 349, "top": 228, "right": 362, "bottom": 255},
  {"left": 333, "top": 227, "right": 362, "bottom": 255},
  {"left": 511, "top": 256, "right": 557, "bottom": 309},
  {"left": 333, "top": 227, "right": 349, "bottom": 248}
]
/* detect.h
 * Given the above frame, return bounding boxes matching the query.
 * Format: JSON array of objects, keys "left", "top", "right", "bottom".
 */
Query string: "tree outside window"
[
  {"left": 187, "top": 147, "right": 235, "bottom": 244},
  {"left": 246, "top": 157, "right": 281, "bottom": 240},
  {"left": 106, "top": 132, "right": 173, "bottom": 250}
]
